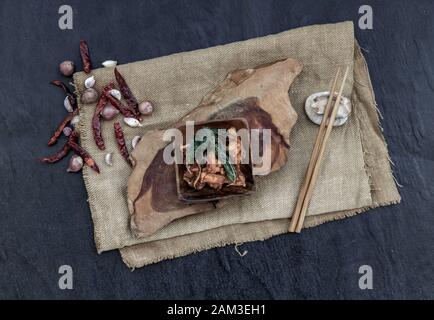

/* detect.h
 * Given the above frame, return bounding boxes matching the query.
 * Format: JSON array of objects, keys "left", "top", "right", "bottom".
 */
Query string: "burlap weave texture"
[{"left": 73, "top": 21, "right": 400, "bottom": 266}]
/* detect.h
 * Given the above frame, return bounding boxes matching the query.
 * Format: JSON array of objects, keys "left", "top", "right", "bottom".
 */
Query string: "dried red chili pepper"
[
  {"left": 68, "top": 140, "right": 100, "bottom": 173},
  {"left": 114, "top": 68, "right": 140, "bottom": 118},
  {"left": 105, "top": 93, "right": 136, "bottom": 118},
  {"left": 40, "top": 131, "right": 79, "bottom": 163},
  {"left": 92, "top": 95, "right": 108, "bottom": 150},
  {"left": 114, "top": 121, "right": 132, "bottom": 166},
  {"left": 68, "top": 130, "right": 79, "bottom": 142},
  {"left": 40, "top": 143, "right": 71, "bottom": 163},
  {"left": 47, "top": 109, "right": 78, "bottom": 146},
  {"left": 92, "top": 83, "right": 115, "bottom": 150},
  {"left": 79, "top": 40, "right": 92, "bottom": 73},
  {"left": 50, "top": 80, "right": 77, "bottom": 110},
  {"left": 50, "top": 80, "right": 72, "bottom": 94}
]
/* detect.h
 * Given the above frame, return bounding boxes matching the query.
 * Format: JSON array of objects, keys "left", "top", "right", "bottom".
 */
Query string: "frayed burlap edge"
[
  {"left": 121, "top": 199, "right": 400, "bottom": 269},
  {"left": 74, "top": 107, "right": 104, "bottom": 252}
]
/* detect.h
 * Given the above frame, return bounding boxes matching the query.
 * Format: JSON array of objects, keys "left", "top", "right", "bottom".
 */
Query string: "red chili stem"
[
  {"left": 114, "top": 122, "right": 132, "bottom": 166},
  {"left": 68, "top": 140, "right": 100, "bottom": 173},
  {"left": 47, "top": 109, "right": 78, "bottom": 146},
  {"left": 79, "top": 40, "right": 92, "bottom": 73},
  {"left": 114, "top": 68, "right": 140, "bottom": 118}
]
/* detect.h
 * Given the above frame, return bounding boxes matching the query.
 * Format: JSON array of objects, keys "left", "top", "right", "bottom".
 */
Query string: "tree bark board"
[{"left": 128, "top": 58, "right": 302, "bottom": 237}]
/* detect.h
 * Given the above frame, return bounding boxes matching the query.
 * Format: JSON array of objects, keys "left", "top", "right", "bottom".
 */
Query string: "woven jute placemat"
[{"left": 73, "top": 21, "right": 400, "bottom": 267}]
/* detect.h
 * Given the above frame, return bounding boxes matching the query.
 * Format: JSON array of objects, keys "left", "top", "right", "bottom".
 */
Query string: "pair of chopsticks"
[{"left": 289, "top": 66, "right": 349, "bottom": 233}]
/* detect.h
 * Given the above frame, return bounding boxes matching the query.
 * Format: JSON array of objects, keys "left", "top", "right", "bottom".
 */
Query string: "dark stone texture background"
[{"left": 0, "top": 0, "right": 433, "bottom": 299}]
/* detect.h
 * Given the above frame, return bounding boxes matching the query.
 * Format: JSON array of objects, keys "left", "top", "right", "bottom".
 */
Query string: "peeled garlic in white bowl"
[{"left": 305, "top": 91, "right": 351, "bottom": 126}]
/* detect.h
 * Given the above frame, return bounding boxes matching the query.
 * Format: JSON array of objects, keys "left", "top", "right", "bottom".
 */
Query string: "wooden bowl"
[{"left": 175, "top": 118, "right": 256, "bottom": 203}]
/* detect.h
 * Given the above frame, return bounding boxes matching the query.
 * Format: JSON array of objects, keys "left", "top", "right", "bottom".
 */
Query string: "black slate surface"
[{"left": 0, "top": 0, "right": 433, "bottom": 299}]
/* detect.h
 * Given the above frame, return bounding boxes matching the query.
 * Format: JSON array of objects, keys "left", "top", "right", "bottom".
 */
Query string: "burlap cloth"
[{"left": 73, "top": 21, "right": 400, "bottom": 268}]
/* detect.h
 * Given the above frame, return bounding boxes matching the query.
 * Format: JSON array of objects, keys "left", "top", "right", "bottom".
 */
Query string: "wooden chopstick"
[
  {"left": 288, "top": 67, "right": 342, "bottom": 232},
  {"left": 293, "top": 66, "right": 350, "bottom": 233},
  {"left": 289, "top": 67, "right": 349, "bottom": 233}
]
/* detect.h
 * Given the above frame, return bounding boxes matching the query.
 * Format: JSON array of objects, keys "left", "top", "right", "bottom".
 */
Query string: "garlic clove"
[
  {"left": 102, "top": 60, "right": 118, "bottom": 68},
  {"left": 105, "top": 153, "right": 113, "bottom": 166},
  {"left": 109, "top": 89, "right": 122, "bottom": 101},
  {"left": 67, "top": 155, "right": 83, "bottom": 172},
  {"left": 71, "top": 115, "right": 80, "bottom": 127},
  {"left": 84, "top": 75, "right": 96, "bottom": 89},
  {"left": 64, "top": 96, "right": 74, "bottom": 112},
  {"left": 131, "top": 136, "right": 141, "bottom": 149},
  {"left": 123, "top": 117, "right": 143, "bottom": 128}
]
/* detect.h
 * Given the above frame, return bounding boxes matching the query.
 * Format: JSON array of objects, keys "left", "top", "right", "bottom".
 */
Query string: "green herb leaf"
[
  {"left": 187, "top": 127, "right": 237, "bottom": 182},
  {"left": 212, "top": 128, "right": 237, "bottom": 182}
]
